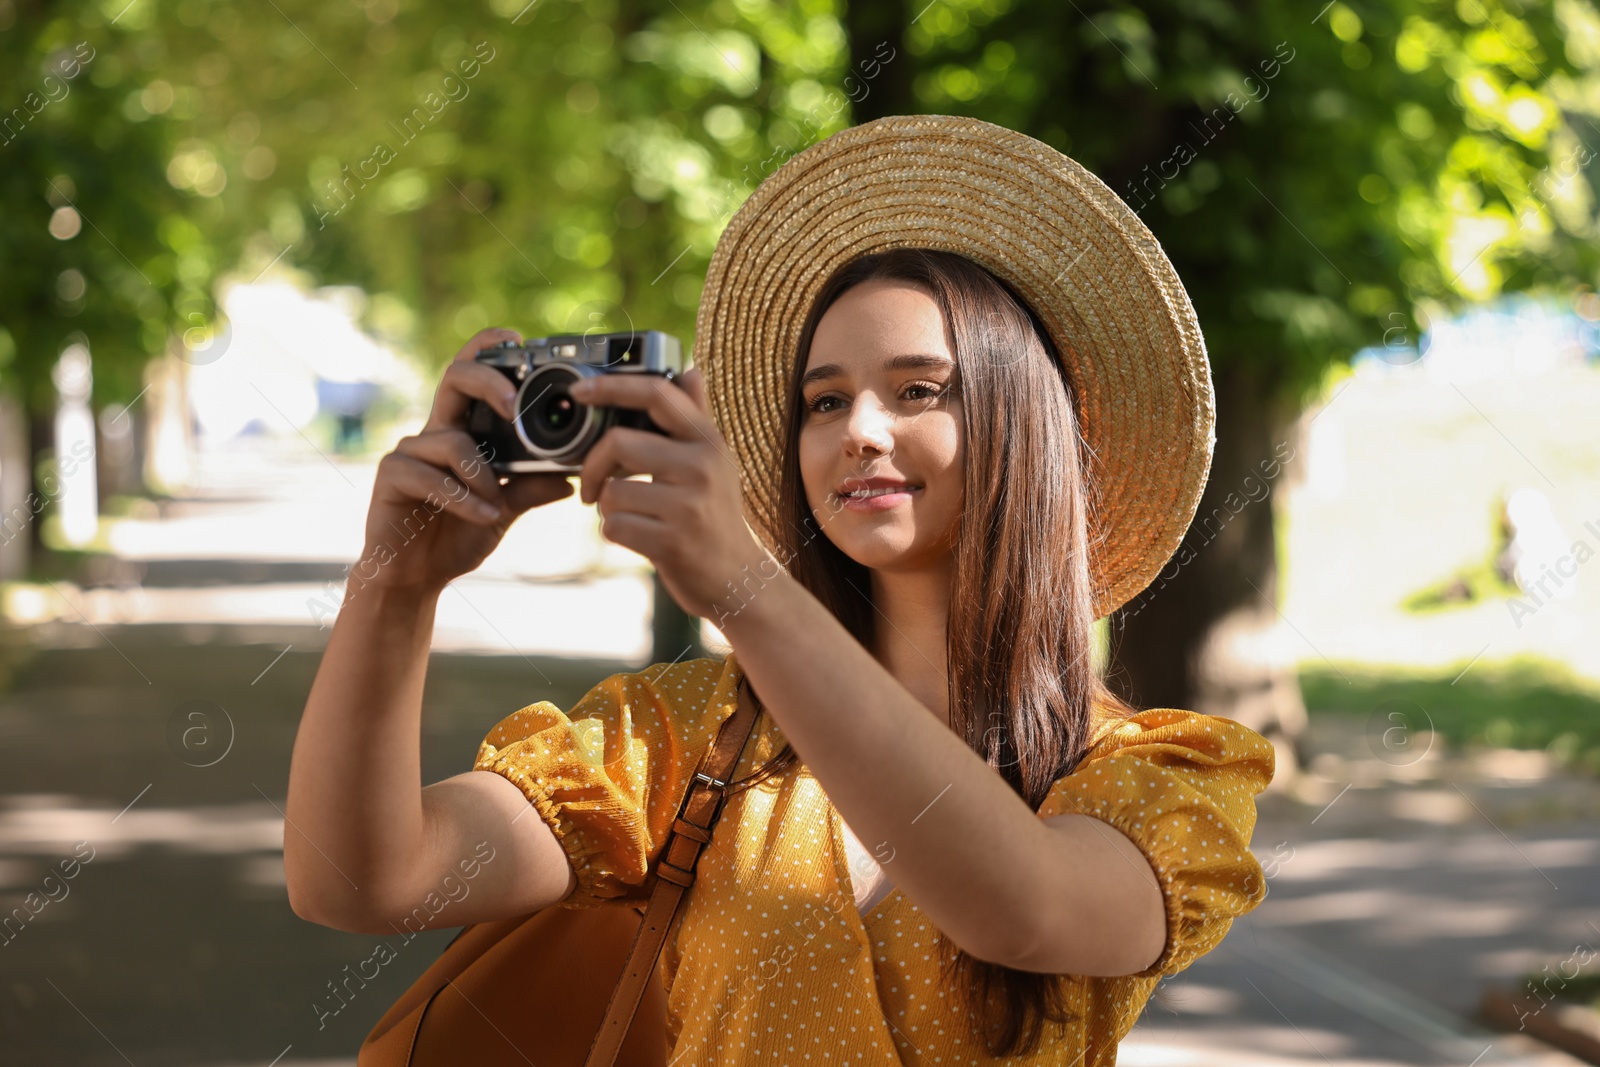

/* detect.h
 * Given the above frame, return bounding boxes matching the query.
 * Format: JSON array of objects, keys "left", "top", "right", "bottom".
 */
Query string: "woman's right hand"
[{"left": 359, "top": 328, "right": 576, "bottom": 593}]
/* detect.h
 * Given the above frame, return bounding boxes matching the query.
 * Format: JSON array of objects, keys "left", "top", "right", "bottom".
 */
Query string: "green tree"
[
  {"left": 3, "top": 0, "right": 854, "bottom": 655},
  {"left": 0, "top": 0, "right": 230, "bottom": 572},
  {"left": 843, "top": 0, "right": 1600, "bottom": 761},
  {"left": 122, "top": 0, "right": 849, "bottom": 370},
  {"left": 173, "top": 0, "right": 852, "bottom": 659}
]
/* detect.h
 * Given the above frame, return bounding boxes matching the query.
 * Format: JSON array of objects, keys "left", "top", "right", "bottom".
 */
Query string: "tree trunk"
[
  {"left": 0, "top": 397, "right": 30, "bottom": 581},
  {"left": 652, "top": 568, "right": 705, "bottom": 665},
  {"left": 26, "top": 407, "right": 52, "bottom": 566},
  {"left": 844, "top": 4, "right": 915, "bottom": 122},
  {"left": 1105, "top": 360, "right": 1310, "bottom": 780}
]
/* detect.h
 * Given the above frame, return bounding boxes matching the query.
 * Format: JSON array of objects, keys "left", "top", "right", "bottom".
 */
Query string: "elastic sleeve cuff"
[
  {"left": 469, "top": 659, "right": 742, "bottom": 912},
  {"left": 1038, "top": 711, "right": 1275, "bottom": 978},
  {"left": 467, "top": 742, "right": 636, "bottom": 908},
  {"left": 472, "top": 698, "right": 653, "bottom": 910}
]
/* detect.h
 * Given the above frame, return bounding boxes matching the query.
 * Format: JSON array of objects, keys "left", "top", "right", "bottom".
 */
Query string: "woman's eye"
[{"left": 805, "top": 382, "right": 948, "bottom": 414}]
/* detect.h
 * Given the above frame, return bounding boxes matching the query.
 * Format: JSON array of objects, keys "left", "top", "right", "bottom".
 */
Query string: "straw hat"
[{"left": 692, "top": 113, "right": 1215, "bottom": 620}]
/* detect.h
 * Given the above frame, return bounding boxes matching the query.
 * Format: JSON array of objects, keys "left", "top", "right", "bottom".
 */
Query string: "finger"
[
  {"left": 678, "top": 369, "right": 728, "bottom": 461},
  {"left": 576, "top": 425, "right": 640, "bottom": 507},
  {"left": 393, "top": 430, "right": 503, "bottom": 503},
  {"left": 577, "top": 427, "right": 696, "bottom": 505},
  {"left": 453, "top": 327, "right": 521, "bottom": 363},
  {"left": 376, "top": 453, "right": 502, "bottom": 525},
  {"left": 651, "top": 373, "right": 725, "bottom": 449},
  {"left": 595, "top": 476, "right": 675, "bottom": 521},
  {"left": 502, "top": 473, "right": 577, "bottom": 516},
  {"left": 596, "top": 508, "right": 670, "bottom": 559},
  {"left": 427, "top": 360, "right": 520, "bottom": 430},
  {"left": 568, "top": 374, "right": 712, "bottom": 444}
]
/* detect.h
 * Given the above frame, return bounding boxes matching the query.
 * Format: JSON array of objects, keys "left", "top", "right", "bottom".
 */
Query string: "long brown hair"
[{"left": 728, "top": 246, "right": 1141, "bottom": 1056}]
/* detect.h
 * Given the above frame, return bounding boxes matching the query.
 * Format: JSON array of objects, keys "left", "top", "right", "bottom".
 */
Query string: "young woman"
[{"left": 286, "top": 117, "right": 1276, "bottom": 1065}]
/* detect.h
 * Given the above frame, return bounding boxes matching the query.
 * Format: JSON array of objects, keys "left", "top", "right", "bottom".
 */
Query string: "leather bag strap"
[{"left": 581, "top": 678, "right": 763, "bottom": 1067}]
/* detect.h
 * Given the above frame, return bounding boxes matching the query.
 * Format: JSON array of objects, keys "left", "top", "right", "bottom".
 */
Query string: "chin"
[{"left": 831, "top": 532, "right": 931, "bottom": 572}]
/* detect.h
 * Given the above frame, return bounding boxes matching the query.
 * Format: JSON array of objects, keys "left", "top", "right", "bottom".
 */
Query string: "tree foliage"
[
  {"left": 3, "top": 0, "right": 858, "bottom": 421},
  {"left": 851, "top": 0, "right": 1600, "bottom": 408},
  {"left": 0, "top": 0, "right": 223, "bottom": 412},
  {"left": 4, "top": 0, "right": 1597, "bottom": 425}
]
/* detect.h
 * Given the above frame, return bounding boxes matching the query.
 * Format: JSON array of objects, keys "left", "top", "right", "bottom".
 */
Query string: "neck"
[{"left": 869, "top": 559, "right": 953, "bottom": 727}]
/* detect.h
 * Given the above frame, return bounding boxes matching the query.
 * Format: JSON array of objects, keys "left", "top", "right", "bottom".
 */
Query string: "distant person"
[
  {"left": 284, "top": 116, "right": 1276, "bottom": 1065},
  {"left": 315, "top": 378, "right": 380, "bottom": 454},
  {"left": 1497, "top": 487, "right": 1578, "bottom": 604}
]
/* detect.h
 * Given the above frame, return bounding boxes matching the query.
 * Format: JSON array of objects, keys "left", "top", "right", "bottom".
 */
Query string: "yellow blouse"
[{"left": 473, "top": 652, "right": 1275, "bottom": 1066}]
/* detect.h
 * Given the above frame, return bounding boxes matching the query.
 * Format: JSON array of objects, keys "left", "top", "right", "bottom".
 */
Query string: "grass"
[
  {"left": 1399, "top": 554, "right": 1522, "bottom": 614},
  {"left": 1299, "top": 654, "right": 1600, "bottom": 775},
  {"left": 1515, "top": 967, "right": 1600, "bottom": 1011}
]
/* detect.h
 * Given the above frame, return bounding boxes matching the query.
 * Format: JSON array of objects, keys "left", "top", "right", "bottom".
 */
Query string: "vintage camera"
[{"left": 466, "top": 331, "right": 683, "bottom": 474}]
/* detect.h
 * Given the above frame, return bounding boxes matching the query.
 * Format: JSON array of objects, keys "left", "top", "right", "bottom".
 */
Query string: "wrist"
[
  {"left": 338, "top": 574, "right": 443, "bottom": 621},
  {"left": 713, "top": 562, "right": 798, "bottom": 641}
]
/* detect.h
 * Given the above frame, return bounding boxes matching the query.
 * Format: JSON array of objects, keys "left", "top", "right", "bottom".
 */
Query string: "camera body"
[{"left": 466, "top": 331, "right": 683, "bottom": 474}]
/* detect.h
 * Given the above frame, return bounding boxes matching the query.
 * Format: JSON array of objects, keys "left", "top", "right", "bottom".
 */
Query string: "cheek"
[
  {"left": 917, "top": 414, "right": 963, "bottom": 488},
  {"left": 797, "top": 426, "right": 831, "bottom": 508}
]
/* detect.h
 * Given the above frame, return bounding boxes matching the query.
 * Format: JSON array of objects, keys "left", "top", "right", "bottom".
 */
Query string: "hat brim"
[{"left": 693, "top": 113, "right": 1215, "bottom": 620}]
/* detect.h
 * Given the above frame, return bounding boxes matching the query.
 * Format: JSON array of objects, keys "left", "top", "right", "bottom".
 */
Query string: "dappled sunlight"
[
  {"left": 3, "top": 0, "right": 1599, "bottom": 1060},
  {"left": 0, "top": 796, "right": 283, "bottom": 864},
  {"left": 1280, "top": 326, "right": 1600, "bottom": 685}
]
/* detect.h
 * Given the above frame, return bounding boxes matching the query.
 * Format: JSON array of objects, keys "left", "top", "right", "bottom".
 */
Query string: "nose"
[{"left": 841, "top": 391, "right": 894, "bottom": 458}]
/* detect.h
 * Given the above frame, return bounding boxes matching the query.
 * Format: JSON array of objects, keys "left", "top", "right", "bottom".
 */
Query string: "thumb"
[{"left": 502, "top": 473, "right": 576, "bottom": 516}]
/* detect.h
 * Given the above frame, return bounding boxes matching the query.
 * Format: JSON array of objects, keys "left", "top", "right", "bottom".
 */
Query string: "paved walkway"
[
  {"left": 1, "top": 637, "right": 1596, "bottom": 1065},
  {"left": 1127, "top": 714, "right": 1600, "bottom": 1066},
  {"left": 0, "top": 635, "right": 629, "bottom": 1064},
  {"left": 6, "top": 447, "right": 669, "bottom": 659},
  {"left": 4, "top": 438, "right": 1599, "bottom": 1063}
]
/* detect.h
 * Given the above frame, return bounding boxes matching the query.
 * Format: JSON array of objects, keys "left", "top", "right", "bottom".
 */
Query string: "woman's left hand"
[{"left": 570, "top": 367, "right": 774, "bottom": 622}]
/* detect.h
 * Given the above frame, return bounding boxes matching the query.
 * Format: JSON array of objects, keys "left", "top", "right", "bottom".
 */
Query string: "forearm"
[
  {"left": 284, "top": 582, "right": 438, "bottom": 922},
  {"left": 718, "top": 573, "right": 1061, "bottom": 965}
]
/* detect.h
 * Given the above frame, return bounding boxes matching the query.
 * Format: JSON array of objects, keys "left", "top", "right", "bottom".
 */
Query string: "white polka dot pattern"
[{"left": 472, "top": 653, "right": 1277, "bottom": 1065}]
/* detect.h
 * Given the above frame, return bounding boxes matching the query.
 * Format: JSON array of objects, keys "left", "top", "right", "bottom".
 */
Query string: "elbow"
[
  {"left": 284, "top": 858, "right": 395, "bottom": 935},
  {"left": 953, "top": 909, "right": 1053, "bottom": 971},
  {"left": 963, "top": 930, "right": 1034, "bottom": 970},
  {"left": 287, "top": 884, "right": 397, "bottom": 935},
  {"left": 997, "top": 900, "right": 1169, "bottom": 978},
  {"left": 286, "top": 881, "right": 338, "bottom": 929},
  {"left": 284, "top": 871, "right": 352, "bottom": 931},
  {"left": 1109, "top": 915, "right": 1168, "bottom": 977},
  {"left": 283, "top": 848, "right": 334, "bottom": 926}
]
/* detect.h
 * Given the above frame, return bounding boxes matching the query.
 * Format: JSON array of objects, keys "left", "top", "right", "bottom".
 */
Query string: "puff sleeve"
[
  {"left": 1037, "top": 707, "right": 1276, "bottom": 979},
  {"left": 472, "top": 657, "right": 735, "bottom": 910}
]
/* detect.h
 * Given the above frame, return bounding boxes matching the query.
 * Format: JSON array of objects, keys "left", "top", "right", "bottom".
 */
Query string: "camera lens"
[
  {"left": 513, "top": 363, "right": 601, "bottom": 461},
  {"left": 539, "top": 394, "right": 575, "bottom": 433}
]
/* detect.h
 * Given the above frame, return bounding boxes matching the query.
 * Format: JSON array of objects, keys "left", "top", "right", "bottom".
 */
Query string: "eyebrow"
[{"left": 799, "top": 353, "right": 956, "bottom": 390}]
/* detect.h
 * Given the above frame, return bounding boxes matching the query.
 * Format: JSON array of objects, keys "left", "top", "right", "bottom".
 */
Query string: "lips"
[{"left": 834, "top": 476, "right": 921, "bottom": 503}]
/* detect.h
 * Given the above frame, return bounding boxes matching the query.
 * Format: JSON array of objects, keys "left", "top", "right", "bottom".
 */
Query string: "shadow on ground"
[
  {"left": 5, "top": 632, "right": 1599, "bottom": 1066},
  {"left": 0, "top": 628, "right": 640, "bottom": 1066}
]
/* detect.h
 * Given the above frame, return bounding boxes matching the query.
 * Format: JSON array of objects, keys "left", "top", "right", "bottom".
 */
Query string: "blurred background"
[{"left": 3, "top": 0, "right": 1600, "bottom": 1063}]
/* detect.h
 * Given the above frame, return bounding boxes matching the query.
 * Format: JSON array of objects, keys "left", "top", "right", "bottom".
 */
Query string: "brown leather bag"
[{"left": 358, "top": 680, "right": 763, "bottom": 1067}]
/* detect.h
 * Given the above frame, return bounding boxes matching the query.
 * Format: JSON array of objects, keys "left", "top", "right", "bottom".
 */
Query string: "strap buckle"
[{"left": 675, "top": 768, "right": 730, "bottom": 829}]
